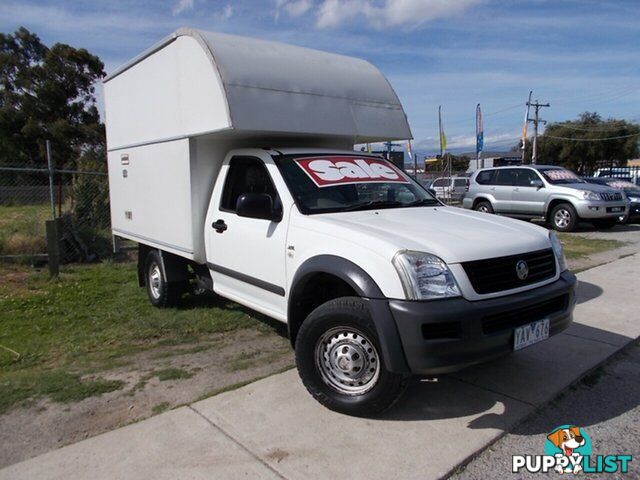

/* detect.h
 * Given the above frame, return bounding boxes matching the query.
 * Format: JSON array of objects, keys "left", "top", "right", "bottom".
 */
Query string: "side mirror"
[
  {"left": 530, "top": 179, "right": 544, "bottom": 189},
  {"left": 236, "top": 193, "right": 282, "bottom": 222}
]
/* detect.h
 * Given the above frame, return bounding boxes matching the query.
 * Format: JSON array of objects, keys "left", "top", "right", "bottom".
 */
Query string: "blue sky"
[{"left": 1, "top": 0, "right": 639, "bottom": 155}]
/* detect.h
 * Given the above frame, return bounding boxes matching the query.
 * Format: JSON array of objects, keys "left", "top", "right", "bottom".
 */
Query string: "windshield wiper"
[
  {"left": 406, "top": 198, "right": 440, "bottom": 207},
  {"left": 341, "top": 200, "right": 405, "bottom": 212}
]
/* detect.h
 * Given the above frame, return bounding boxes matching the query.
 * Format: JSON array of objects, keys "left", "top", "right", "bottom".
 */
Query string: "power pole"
[{"left": 527, "top": 99, "right": 550, "bottom": 164}]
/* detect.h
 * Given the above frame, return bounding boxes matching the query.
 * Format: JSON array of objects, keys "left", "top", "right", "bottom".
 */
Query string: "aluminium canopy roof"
[{"left": 104, "top": 28, "right": 411, "bottom": 149}]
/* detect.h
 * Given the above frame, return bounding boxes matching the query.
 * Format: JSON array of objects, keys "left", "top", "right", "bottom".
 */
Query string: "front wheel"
[
  {"left": 550, "top": 203, "right": 578, "bottom": 232},
  {"left": 295, "top": 297, "right": 406, "bottom": 416}
]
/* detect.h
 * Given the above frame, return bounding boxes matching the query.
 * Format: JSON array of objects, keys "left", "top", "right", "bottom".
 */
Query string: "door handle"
[
  {"left": 212, "top": 219, "right": 227, "bottom": 233},
  {"left": 513, "top": 187, "right": 520, "bottom": 192}
]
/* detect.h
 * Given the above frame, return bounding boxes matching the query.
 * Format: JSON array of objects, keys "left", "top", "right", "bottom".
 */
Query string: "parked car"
[
  {"left": 593, "top": 167, "right": 639, "bottom": 185},
  {"left": 105, "top": 28, "right": 577, "bottom": 416},
  {"left": 462, "top": 165, "right": 628, "bottom": 232},
  {"left": 585, "top": 177, "right": 640, "bottom": 224},
  {"left": 430, "top": 176, "right": 469, "bottom": 200}
]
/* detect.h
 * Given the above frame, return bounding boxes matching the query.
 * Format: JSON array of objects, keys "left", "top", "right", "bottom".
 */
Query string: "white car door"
[{"left": 207, "top": 154, "right": 289, "bottom": 320}]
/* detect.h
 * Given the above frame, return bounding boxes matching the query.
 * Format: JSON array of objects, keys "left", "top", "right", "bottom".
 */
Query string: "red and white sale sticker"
[{"left": 295, "top": 156, "right": 410, "bottom": 187}]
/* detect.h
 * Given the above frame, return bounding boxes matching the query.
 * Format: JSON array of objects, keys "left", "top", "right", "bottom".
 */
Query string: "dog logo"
[
  {"left": 516, "top": 260, "right": 529, "bottom": 280},
  {"left": 513, "top": 425, "right": 632, "bottom": 474},
  {"left": 546, "top": 426, "right": 589, "bottom": 474}
]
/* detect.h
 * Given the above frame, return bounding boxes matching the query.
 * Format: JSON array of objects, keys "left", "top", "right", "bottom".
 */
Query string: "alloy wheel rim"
[
  {"left": 554, "top": 209, "right": 571, "bottom": 228},
  {"left": 314, "top": 327, "right": 381, "bottom": 396},
  {"left": 149, "top": 263, "right": 162, "bottom": 299}
]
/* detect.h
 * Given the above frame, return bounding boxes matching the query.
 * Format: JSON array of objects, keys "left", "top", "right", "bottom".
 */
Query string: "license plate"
[
  {"left": 610, "top": 207, "right": 623, "bottom": 213},
  {"left": 514, "top": 318, "right": 550, "bottom": 351}
]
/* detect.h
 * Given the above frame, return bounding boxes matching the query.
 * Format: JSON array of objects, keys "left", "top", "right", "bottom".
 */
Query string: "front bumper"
[
  {"left": 573, "top": 199, "right": 627, "bottom": 219},
  {"left": 625, "top": 202, "right": 640, "bottom": 223},
  {"left": 388, "top": 271, "right": 577, "bottom": 375}
]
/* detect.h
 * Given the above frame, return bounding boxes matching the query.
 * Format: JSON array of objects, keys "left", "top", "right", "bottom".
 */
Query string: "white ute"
[{"left": 105, "top": 29, "right": 576, "bottom": 415}]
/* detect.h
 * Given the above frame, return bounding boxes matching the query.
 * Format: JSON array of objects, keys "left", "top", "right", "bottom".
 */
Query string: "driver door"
[{"left": 208, "top": 155, "right": 288, "bottom": 318}]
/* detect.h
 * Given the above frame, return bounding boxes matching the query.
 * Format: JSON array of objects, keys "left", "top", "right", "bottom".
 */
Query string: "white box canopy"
[{"left": 104, "top": 28, "right": 412, "bottom": 150}]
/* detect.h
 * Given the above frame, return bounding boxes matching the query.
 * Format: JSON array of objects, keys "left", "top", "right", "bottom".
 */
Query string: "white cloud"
[
  {"left": 217, "top": 4, "right": 234, "bottom": 20},
  {"left": 172, "top": 0, "right": 194, "bottom": 16},
  {"left": 316, "top": 0, "right": 481, "bottom": 29},
  {"left": 285, "top": 0, "right": 313, "bottom": 17},
  {"left": 275, "top": 0, "right": 313, "bottom": 20}
]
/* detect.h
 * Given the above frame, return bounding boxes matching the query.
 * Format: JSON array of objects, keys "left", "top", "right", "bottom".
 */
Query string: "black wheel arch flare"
[{"left": 288, "top": 255, "right": 410, "bottom": 373}]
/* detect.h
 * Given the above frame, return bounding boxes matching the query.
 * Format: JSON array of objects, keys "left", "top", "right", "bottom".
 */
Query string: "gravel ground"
[{"left": 451, "top": 341, "right": 640, "bottom": 479}]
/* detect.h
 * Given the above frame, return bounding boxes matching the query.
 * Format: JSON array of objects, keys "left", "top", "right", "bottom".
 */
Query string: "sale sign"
[{"left": 295, "top": 156, "right": 410, "bottom": 187}]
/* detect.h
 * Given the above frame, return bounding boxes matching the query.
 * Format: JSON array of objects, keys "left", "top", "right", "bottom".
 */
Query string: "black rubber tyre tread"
[
  {"left": 144, "top": 250, "right": 183, "bottom": 308},
  {"left": 474, "top": 200, "right": 494, "bottom": 214},
  {"left": 295, "top": 296, "right": 407, "bottom": 417}
]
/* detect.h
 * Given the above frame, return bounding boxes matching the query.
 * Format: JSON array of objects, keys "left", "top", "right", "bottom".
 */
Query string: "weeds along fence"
[{"left": 0, "top": 158, "right": 112, "bottom": 266}]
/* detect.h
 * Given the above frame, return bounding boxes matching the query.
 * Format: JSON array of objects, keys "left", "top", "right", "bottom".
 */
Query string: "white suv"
[{"left": 462, "top": 165, "right": 628, "bottom": 231}]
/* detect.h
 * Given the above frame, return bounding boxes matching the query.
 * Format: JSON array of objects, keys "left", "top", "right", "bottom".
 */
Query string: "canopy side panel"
[
  {"left": 194, "top": 30, "right": 412, "bottom": 142},
  {"left": 104, "top": 36, "right": 230, "bottom": 150}
]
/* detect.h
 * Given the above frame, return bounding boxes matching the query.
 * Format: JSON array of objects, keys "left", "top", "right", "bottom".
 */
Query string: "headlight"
[
  {"left": 392, "top": 251, "right": 461, "bottom": 300},
  {"left": 578, "top": 190, "right": 600, "bottom": 201},
  {"left": 629, "top": 197, "right": 640, "bottom": 203},
  {"left": 549, "top": 231, "right": 568, "bottom": 272}
]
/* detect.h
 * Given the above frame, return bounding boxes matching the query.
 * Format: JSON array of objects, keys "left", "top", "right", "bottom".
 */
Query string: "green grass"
[
  {"left": 0, "top": 262, "right": 262, "bottom": 412},
  {"left": 0, "top": 370, "right": 123, "bottom": 414},
  {"left": 152, "top": 367, "right": 193, "bottom": 381},
  {"left": 151, "top": 401, "right": 171, "bottom": 415},
  {"left": 558, "top": 233, "right": 627, "bottom": 260},
  {"left": 0, "top": 204, "right": 50, "bottom": 255}
]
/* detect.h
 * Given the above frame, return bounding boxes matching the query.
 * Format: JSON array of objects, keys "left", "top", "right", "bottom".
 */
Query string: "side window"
[
  {"left": 495, "top": 169, "right": 518, "bottom": 186},
  {"left": 476, "top": 170, "right": 495, "bottom": 185},
  {"left": 516, "top": 169, "right": 541, "bottom": 187},
  {"left": 454, "top": 179, "right": 467, "bottom": 187},
  {"left": 432, "top": 178, "right": 447, "bottom": 187},
  {"left": 220, "top": 157, "right": 277, "bottom": 212}
]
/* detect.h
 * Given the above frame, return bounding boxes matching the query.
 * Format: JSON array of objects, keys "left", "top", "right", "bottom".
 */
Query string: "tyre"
[
  {"left": 295, "top": 297, "right": 406, "bottom": 416},
  {"left": 591, "top": 218, "right": 617, "bottom": 229},
  {"left": 474, "top": 200, "right": 494, "bottom": 214},
  {"left": 144, "top": 250, "right": 183, "bottom": 307},
  {"left": 550, "top": 203, "right": 578, "bottom": 232}
]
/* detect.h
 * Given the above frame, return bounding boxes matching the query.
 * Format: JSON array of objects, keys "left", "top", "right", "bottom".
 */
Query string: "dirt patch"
[{"left": 0, "top": 328, "right": 294, "bottom": 468}]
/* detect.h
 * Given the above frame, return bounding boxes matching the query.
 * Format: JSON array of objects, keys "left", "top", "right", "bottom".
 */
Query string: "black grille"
[
  {"left": 462, "top": 249, "right": 556, "bottom": 294},
  {"left": 482, "top": 294, "right": 568, "bottom": 335},
  {"left": 599, "top": 192, "right": 623, "bottom": 201}
]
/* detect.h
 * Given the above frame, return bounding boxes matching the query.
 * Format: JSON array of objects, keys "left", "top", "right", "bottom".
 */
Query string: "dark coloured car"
[{"left": 585, "top": 177, "right": 640, "bottom": 224}]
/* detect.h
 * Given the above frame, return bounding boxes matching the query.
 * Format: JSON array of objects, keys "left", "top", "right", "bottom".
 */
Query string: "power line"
[
  {"left": 542, "top": 132, "right": 640, "bottom": 141},
  {"left": 527, "top": 98, "right": 550, "bottom": 165}
]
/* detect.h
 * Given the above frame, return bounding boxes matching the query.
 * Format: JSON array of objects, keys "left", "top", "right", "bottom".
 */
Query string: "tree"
[
  {"left": 0, "top": 27, "right": 105, "bottom": 169},
  {"left": 519, "top": 112, "right": 640, "bottom": 174}
]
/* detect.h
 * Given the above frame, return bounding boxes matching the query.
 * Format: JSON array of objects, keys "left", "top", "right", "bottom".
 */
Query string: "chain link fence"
[{"left": 0, "top": 155, "right": 112, "bottom": 267}]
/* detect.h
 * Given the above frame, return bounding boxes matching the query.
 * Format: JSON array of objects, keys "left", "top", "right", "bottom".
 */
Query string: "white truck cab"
[{"left": 104, "top": 29, "right": 576, "bottom": 415}]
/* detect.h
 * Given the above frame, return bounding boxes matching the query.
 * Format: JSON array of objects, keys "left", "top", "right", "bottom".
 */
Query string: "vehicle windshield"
[
  {"left": 274, "top": 154, "right": 439, "bottom": 214},
  {"left": 605, "top": 180, "right": 640, "bottom": 195},
  {"left": 539, "top": 168, "right": 584, "bottom": 185}
]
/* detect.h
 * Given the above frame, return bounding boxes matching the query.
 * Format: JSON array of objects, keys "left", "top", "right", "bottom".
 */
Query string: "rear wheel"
[
  {"left": 550, "top": 203, "right": 578, "bottom": 232},
  {"left": 295, "top": 297, "right": 406, "bottom": 416},
  {"left": 144, "top": 250, "right": 183, "bottom": 307},
  {"left": 474, "top": 200, "right": 494, "bottom": 214},
  {"left": 591, "top": 218, "right": 617, "bottom": 229}
]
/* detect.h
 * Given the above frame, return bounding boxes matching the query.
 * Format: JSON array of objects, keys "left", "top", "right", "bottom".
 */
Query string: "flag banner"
[
  {"left": 438, "top": 106, "right": 446, "bottom": 153},
  {"left": 406, "top": 140, "right": 413, "bottom": 160},
  {"left": 476, "top": 104, "right": 484, "bottom": 154}
]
